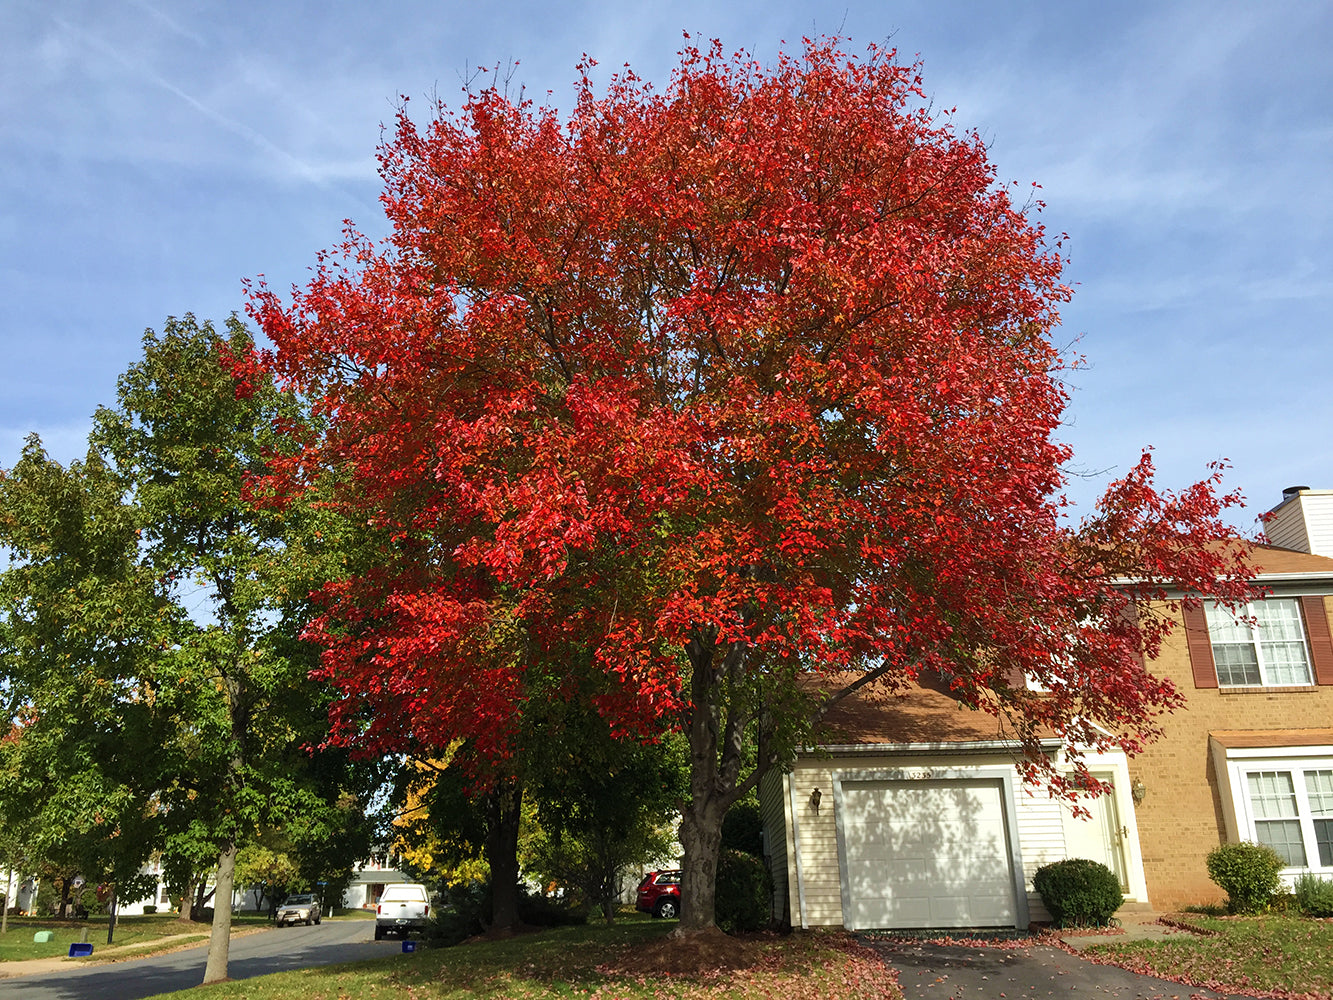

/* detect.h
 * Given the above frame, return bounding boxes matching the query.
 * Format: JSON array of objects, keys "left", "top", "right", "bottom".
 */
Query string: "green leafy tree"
[
  {"left": 234, "top": 841, "right": 301, "bottom": 913},
  {"left": 0, "top": 436, "right": 173, "bottom": 926},
  {"left": 0, "top": 315, "right": 372, "bottom": 981},
  {"left": 88, "top": 314, "right": 357, "bottom": 983},
  {"left": 524, "top": 690, "right": 686, "bottom": 922}
]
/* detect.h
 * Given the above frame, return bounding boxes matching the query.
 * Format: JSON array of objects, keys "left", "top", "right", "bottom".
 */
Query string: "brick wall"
[{"left": 1132, "top": 595, "right": 1333, "bottom": 908}]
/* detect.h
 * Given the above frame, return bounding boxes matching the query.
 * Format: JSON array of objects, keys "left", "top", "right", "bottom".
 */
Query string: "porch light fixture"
[
  {"left": 1131, "top": 778, "right": 1146, "bottom": 804},
  {"left": 809, "top": 788, "right": 822, "bottom": 813}
]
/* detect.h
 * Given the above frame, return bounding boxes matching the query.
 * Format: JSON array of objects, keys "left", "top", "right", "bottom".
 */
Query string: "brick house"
[
  {"left": 1128, "top": 486, "right": 1333, "bottom": 908},
  {"left": 757, "top": 486, "right": 1333, "bottom": 929}
]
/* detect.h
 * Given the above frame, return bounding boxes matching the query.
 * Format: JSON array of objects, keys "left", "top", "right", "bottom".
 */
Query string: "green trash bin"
[{"left": 33, "top": 931, "right": 54, "bottom": 943}]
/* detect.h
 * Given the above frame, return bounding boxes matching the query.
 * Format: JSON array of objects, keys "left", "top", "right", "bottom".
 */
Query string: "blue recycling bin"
[
  {"left": 69, "top": 943, "right": 94, "bottom": 957},
  {"left": 401, "top": 940, "right": 416, "bottom": 953}
]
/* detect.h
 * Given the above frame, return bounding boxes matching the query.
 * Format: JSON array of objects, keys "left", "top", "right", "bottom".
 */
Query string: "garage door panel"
[{"left": 840, "top": 778, "right": 1018, "bottom": 930}]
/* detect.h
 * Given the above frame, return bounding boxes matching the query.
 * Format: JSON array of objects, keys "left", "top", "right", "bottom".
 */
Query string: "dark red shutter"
[
  {"left": 1300, "top": 596, "right": 1333, "bottom": 686},
  {"left": 1181, "top": 602, "right": 1218, "bottom": 689},
  {"left": 1121, "top": 600, "right": 1146, "bottom": 666}
]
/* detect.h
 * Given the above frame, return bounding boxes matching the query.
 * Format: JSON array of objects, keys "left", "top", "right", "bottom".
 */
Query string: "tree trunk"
[
  {"left": 177, "top": 873, "right": 196, "bottom": 922},
  {"left": 1, "top": 867, "right": 11, "bottom": 933},
  {"left": 202, "top": 840, "right": 237, "bottom": 985},
  {"left": 673, "top": 636, "right": 763, "bottom": 934},
  {"left": 105, "top": 885, "right": 118, "bottom": 945},
  {"left": 485, "top": 779, "right": 523, "bottom": 934},
  {"left": 676, "top": 794, "right": 726, "bottom": 933}
]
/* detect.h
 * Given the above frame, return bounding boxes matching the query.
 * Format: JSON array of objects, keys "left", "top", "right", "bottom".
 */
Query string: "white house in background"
[
  {"left": 1, "top": 869, "right": 37, "bottom": 914},
  {"left": 342, "top": 853, "right": 413, "bottom": 909}
]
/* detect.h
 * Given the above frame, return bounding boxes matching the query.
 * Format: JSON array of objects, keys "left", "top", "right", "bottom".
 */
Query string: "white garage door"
[{"left": 840, "top": 778, "right": 1018, "bottom": 929}]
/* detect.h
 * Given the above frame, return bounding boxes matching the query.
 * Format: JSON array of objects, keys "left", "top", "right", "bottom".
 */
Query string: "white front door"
[{"left": 1060, "top": 773, "right": 1128, "bottom": 891}]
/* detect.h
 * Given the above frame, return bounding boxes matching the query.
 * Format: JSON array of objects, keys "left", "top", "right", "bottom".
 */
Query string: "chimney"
[{"left": 1266, "top": 487, "right": 1333, "bottom": 556}]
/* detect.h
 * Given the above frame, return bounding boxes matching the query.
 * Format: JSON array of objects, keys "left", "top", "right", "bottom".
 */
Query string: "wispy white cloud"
[
  {"left": 125, "top": 0, "right": 208, "bottom": 48},
  {"left": 46, "top": 12, "right": 378, "bottom": 201}
]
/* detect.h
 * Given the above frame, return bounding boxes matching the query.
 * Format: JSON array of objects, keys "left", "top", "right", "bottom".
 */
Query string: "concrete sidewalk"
[{"left": 1057, "top": 909, "right": 1204, "bottom": 951}]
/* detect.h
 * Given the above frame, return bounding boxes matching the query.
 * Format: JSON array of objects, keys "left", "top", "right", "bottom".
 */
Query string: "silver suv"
[{"left": 274, "top": 893, "right": 322, "bottom": 926}]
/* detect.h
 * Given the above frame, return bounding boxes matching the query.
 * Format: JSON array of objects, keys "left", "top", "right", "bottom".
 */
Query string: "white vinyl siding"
[
  {"left": 1016, "top": 793, "right": 1065, "bottom": 922},
  {"left": 1265, "top": 490, "right": 1333, "bottom": 558},
  {"left": 758, "top": 769, "right": 790, "bottom": 924}
]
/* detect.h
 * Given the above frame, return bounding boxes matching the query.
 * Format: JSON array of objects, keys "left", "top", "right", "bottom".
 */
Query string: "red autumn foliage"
[{"left": 250, "top": 37, "right": 1255, "bottom": 932}]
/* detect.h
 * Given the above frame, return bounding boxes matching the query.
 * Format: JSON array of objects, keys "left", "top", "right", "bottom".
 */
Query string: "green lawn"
[
  {"left": 328, "top": 907, "right": 376, "bottom": 919},
  {"left": 0, "top": 912, "right": 271, "bottom": 963},
  {"left": 150, "top": 918, "right": 903, "bottom": 1000},
  {"left": 1087, "top": 913, "right": 1333, "bottom": 998}
]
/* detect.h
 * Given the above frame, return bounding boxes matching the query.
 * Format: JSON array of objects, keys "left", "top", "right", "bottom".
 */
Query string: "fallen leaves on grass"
[
  {"left": 587, "top": 930, "right": 901, "bottom": 999},
  {"left": 1071, "top": 915, "right": 1333, "bottom": 1000}
]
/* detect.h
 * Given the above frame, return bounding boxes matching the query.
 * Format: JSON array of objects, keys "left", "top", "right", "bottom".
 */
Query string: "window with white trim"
[
  {"left": 1240, "top": 764, "right": 1333, "bottom": 868},
  {"left": 1205, "top": 599, "right": 1313, "bottom": 687}
]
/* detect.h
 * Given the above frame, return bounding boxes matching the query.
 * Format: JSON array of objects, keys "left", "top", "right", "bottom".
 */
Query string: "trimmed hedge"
[
  {"left": 715, "top": 848, "right": 772, "bottom": 934},
  {"left": 1032, "top": 858, "right": 1123, "bottom": 928},
  {"left": 1206, "top": 842, "right": 1285, "bottom": 914}
]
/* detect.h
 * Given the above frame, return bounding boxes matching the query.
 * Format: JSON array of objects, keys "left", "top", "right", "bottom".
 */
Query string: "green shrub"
[
  {"left": 1206, "top": 842, "right": 1285, "bottom": 914},
  {"left": 519, "top": 890, "right": 586, "bottom": 928},
  {"left": 1294, "top": 873, "right": 1333, "bottom": 917},
  {"left": 714, "top": 848, "right": 772, "bottom": 934},
  {"left": 426, "top": 881, "right": 487, "bottom": 946},
  {"left": 721, "top": 799, "right": 764, "bottom": 857},
  {"left": 1032, "top": 858, "right": 1123, "bottom": 927},
  {"left": 424, "top": 881, "right": 587, "bottom": 947},
  {"left": 143, "top": 904, "right": 158, "bottom": 914},
  {"left": 35, "top": 881, "right": 57, "bottom": 916}
]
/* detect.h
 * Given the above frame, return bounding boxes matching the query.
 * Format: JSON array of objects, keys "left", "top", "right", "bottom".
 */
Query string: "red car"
[{"left": 636, "top": 870, "right": 681, "bottom": 918}]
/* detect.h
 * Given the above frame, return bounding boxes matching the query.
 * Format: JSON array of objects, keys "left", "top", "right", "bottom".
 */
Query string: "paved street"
[{"left": 0, "top": 918, "right": 411, "bottom": 1000}]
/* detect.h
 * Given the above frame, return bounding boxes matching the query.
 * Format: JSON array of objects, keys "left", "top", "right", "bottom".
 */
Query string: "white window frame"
[
  {"left": 1219, "top": 748, "right": 1333, "bottom": 876},
  {"left": 1205, "top": 598, "right": 1314, "bottom": 688}
]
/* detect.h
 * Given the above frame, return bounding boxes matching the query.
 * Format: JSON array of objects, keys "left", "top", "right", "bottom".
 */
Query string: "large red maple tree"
[{"left": 251, "top": 38, "right": 1253, "bottom": 933}]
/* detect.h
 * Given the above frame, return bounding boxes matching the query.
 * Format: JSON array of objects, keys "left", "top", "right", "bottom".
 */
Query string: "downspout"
[{"left": 787, "top": 772, "right": 809, "bottom": 929}]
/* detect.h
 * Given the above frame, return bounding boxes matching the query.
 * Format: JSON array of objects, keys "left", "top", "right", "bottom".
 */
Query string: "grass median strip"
[{"left": 0, "top": 913, "right": 271, "bottom": 963}]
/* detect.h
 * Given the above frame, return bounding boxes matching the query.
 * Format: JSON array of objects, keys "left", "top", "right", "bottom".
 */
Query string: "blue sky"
[{"left": 2, "top": 0, "right": 1329, "bottom": 531}]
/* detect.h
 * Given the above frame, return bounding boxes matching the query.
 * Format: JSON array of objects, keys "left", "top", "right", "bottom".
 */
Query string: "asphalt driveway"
[{"left": 865, "top": 937, "right": 1261, "bottom": 1000}]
